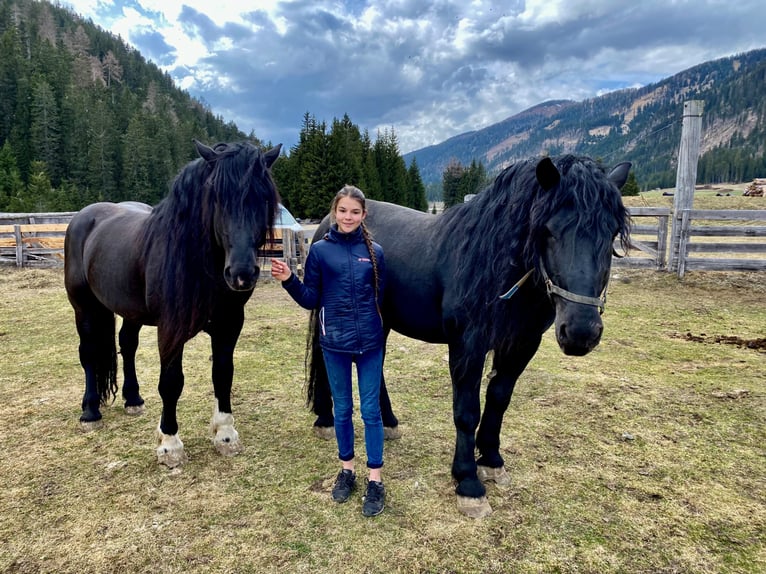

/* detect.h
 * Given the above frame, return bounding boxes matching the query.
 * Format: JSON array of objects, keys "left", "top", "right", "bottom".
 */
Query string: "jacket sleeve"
[{"left": 282, "top": 247, "right": 322, "bottom": 310}]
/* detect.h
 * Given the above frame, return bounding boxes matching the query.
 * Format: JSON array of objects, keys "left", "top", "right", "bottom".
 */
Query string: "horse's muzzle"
[
  {"left": 224, "top": 264, "right": 259, "bottom": 291},
  {"left": 554, "top": 304, "right": 603, "bottom": 356}
]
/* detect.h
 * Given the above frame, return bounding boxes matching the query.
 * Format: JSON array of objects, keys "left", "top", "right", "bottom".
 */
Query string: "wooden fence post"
[{"left": 669, "top": 100, "right": 703, "bottom": 273}]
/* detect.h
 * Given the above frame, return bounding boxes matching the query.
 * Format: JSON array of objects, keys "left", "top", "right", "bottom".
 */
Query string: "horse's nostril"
[{"left": 559, "top": 323, "right": 568, "bottom": 341}]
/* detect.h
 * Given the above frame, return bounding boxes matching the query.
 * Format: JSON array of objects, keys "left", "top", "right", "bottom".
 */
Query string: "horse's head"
[
  {"left": 195, "top": 140, "right": 282, "bottom": 292},
  {"left": 532, "top": 156, "right": 631, "bottom": 356}
]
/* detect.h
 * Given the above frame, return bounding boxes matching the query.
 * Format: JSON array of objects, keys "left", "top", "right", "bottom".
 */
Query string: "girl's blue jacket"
[{"left": 282, "top": 225, "right": 385, "bottom": 354}]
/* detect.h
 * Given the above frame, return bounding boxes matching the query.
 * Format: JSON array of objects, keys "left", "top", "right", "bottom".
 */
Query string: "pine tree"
[
  {"left": 621, "top": 171, "right": 641, "bottom": 196},
  {"left": 405, "top": 157, "right": 428, "bottom": 211},
  {"left": 30, "top": 77, "right": 62, "bottom": 183},
  {"left": 0, "top": 141, "right": 24, "bottom": 210}
]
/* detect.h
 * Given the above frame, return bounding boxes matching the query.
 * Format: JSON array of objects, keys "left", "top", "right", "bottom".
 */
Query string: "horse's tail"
[
  {"left": 95, "top": 313, "right": 119, "bottom": 407},
  {"left": 304, "top": 309, "right": 333, "bottom": 421},
  {"left": 305, "top": 308, "right": 321, "bottom": 409}
]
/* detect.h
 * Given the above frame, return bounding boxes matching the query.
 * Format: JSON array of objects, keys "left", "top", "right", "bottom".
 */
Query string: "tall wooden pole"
[{"left": 670, "top": 100, "right": 704, "bottom": 272}]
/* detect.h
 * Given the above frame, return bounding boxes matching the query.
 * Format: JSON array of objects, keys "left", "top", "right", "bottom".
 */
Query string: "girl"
[{"left": 271, "top": 185, "right": 387, "bottom": 517}]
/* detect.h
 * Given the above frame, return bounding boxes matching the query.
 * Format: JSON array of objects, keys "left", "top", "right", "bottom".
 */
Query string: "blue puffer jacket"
[{"left": 282, "top": 225, "right": 386, "bottom": 354}]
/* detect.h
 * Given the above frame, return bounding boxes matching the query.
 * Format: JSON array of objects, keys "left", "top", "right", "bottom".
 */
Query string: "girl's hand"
[{"left": 270, "top": 258, "right": 292, "bottom": 281}]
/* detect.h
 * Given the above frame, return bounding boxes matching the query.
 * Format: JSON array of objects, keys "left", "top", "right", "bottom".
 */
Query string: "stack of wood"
[{"left": 743, "top": 179, "right": 764, "bottom": 197}]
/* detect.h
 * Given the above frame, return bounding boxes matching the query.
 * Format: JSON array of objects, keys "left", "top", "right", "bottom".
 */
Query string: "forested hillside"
[
  {"left": 0, "top": 0, "right": 253, "bottom": 212},
  {"left": 0, "top": 0, "right": 427, "bottom": 218},
  {"left": 405, "top": 48, "right": 766, "bottom": 190}
]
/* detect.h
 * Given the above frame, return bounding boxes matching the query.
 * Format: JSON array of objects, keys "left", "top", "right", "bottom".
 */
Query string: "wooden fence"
[
  {"left": 0, "top": 213, "right": 75, "bottom": 268},
  {"left": 1, "top": 210, "right": 763, "bottom": 276},
  {"left": 0, "top": 212, "right": 308, "bottom": 273},
  {"left": 613, "top": 207, "right": 671, "bottom": 270},
  {"left": 675, "top": 209, "right": 766, "bottom": 277}
]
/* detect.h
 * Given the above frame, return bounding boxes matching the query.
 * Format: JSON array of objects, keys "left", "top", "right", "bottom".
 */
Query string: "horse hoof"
[
  {"left": 384, "top": 426, "right": 402, "bottom": 440},
  {"left": 477, "top": 465, "right": 512, "bottom": 488},
  {"left": 124, "top": 404, "right": 145, "bottom": 416},
  {"left": 213, "top": 430, "right": 244, "bottom": 457},
  {"left": 80, "top": 419, "right": 103, "bottom": 432},
  {"left": 215, "top": 439, "right": 244, "bottom": 457},
  {"left": 312, "top": 426, "right": 335, "bottom": 440},
  {"left": 157, "top": 447, "right": 188, "bottom": 468},
  {"left": 456, "top": 495, "right": 493, "bottom": 518},
  {"left": 156, "top": 433, "right": 187, "bottom": 468}
]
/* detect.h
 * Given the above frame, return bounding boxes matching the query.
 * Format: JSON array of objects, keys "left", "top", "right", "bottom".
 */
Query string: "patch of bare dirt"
[{"left": 674, "top": 331, "right": 766, "bottom": 352}]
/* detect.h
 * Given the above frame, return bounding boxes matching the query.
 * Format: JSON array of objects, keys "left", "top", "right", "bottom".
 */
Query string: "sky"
[{"left": 61, "top": 0, "right": 765, "bottom": 154}]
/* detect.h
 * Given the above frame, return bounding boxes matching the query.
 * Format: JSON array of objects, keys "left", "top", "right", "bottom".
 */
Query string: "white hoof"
[
  {"left": 384, "top": 426, "right": 402, "bottom": 440},
  {"left": 156, "top": 432, "right": 187, "bottom": 468},
  {"left": 312, "top": 426, "right": 335, "bottom": 440},
  {"left": 456, "top": 495, "right": 493, "bottom": 518},
  {"left": 124, "top": 404, "right": 145, "bottom": 416},
  {"left": 477, "top": 465, "right": 512, "bottom": 488},
  {"left": 213, "top": 427, "right": 244, "bottom": 456},
  {"left": 80, "top": 419, "right": 103, "bottom": 432},
  {"left": 210, "top": 405, "right": 243, "bottom": 456}
]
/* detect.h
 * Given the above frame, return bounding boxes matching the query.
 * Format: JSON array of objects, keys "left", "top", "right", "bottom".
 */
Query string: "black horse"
[
  {"left": 306, "top": 155, "right": 631, "bottom": 516},
  {"left": 65, "top": 140, "right": 281, "bottom": 467}
]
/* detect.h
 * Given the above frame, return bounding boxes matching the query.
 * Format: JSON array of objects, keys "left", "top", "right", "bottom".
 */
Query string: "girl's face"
[{"left": 334, "top": 196, "right": 366, "bottom": 234}]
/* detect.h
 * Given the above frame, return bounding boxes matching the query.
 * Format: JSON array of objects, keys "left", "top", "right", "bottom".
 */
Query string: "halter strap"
[
  {"left": 539, "top": 262, "right": 607, "bottom": 314},
  {"left": 498, "top": 264, "right": 608, "bottom": 314}
]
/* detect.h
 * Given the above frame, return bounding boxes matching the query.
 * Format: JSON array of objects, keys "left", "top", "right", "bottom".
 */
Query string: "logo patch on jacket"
[{"left": 357, "top": 257, "right": 371, "bottom": 263}]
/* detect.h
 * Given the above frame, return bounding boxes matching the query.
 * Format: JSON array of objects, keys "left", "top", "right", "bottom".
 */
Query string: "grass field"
[{"left": 0, "top": 259, "right": 764, "bottom": 572}]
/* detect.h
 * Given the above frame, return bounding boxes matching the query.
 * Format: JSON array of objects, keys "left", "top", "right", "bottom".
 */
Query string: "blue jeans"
[{"left": 322, "top": 347, "right": 384, "bottom": 469}]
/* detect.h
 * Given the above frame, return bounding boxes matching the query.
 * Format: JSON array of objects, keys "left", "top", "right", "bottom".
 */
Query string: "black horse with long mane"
[
  {"left": 65, "top": 140, "right": 281, "bottom": 467},
  {"left": 306, "top": 155, "right": 631, "bottom": 516}
]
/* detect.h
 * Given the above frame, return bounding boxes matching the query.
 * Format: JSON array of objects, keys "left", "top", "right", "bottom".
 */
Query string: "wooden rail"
[
  {"left": 676, "top": 209, "right": 766, "bottom": 276},
  {"left": 0, "top": 209, "right": 762, "bottom": 276},
  {"left": 0, "top": 222, "right": 70, "bottom": 268},
  {"left": 613, "top": 207, "right": 671, "bottom": 270}
]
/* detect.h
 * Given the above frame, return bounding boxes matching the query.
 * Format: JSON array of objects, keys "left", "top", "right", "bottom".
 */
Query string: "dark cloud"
[
  {"left": 69, "top": 0, "right": 766, "bottom": 153},
  {"left": 131, "top": 28, "right": 175, "bottom": 66}
]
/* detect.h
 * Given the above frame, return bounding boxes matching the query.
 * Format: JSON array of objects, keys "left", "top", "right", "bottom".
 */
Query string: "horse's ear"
[
  {"left": 535, "top": 157, "right": 560, "bottom": 191},
  {"left": 607, "top": 162, "right": 632, "bottom": 189},
  {"left": 194, "top": 139, "right": 218, "bottom": 163},
  {"left": 263, "top": 144, "right": 282, "bottom": 169}
]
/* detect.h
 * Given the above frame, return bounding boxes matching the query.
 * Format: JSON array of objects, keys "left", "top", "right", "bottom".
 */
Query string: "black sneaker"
[
  {"left": 362, "top": 479, "right": 385, "bottom": 517},
  {"left": 331, "top": 469, "right": 356, "bottom": 503}
]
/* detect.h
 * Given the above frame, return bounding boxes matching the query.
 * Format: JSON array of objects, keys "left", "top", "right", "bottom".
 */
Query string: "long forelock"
[{"left": 212, "top": 144, "right": 280, "bottom": 231}]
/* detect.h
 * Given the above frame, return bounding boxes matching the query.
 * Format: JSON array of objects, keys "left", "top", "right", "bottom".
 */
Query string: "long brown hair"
[{"left": 331, "top": 185, "right": 381, "bottom": 314}]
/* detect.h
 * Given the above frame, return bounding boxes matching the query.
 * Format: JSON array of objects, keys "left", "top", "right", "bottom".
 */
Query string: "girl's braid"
[{"left": 360, "top": 220, "right": 382, "bottom": 317}]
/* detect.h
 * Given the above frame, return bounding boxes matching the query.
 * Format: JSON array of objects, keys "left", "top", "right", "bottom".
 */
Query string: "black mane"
[
  {"left": 143, "top": 141, "right": 280, "bottom": 357},
  {"left": 437, "top": 154, "right": 630, "bottom": 359}
]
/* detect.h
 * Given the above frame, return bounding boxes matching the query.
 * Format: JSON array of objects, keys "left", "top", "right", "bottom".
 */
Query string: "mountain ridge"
[{"left": 404, "top": 48, "right": 766, "bottom": 189}]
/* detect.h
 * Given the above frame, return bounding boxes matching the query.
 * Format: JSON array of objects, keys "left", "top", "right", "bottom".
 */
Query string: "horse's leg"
[
  {"left": 380, "top": 371, "right": 401, "bottom": 439},
  {"left": 72, "top": 302, "right": 118, "bottom": 430},
  {"left": 118, "top": 320, "right": 145, "bottom": 415},
  {"left": 155, "top": 346, "right": 187, "bottom": 468},
  {"left": 448, "top": 343, "right": 492, "bottom": 518},
  {"left": 310, "top": 338, "right": 336, "bottom": 439},
  {"left": 206, "top": 304, "right": 245, "bottom": 457},
  {"left": 475, "top": 337, "right": 542, "bottom": 488}
]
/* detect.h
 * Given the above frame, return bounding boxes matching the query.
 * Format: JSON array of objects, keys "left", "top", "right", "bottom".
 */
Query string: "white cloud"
[{"left": 63, "top": 0, "right": 766, "bottom": 154}]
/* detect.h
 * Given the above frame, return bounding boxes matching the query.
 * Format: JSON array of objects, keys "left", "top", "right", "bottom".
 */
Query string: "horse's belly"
[
  {"left": 386, "top": 303, "right": 446, "bottom": 344},
  {"left": 391, "top": 321, "right": 445, "bottom": 344}
]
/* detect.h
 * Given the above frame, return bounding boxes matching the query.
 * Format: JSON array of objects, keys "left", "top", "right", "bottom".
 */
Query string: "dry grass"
[{"left": 0, "top": 266, "right": 764, "bottom": 574}]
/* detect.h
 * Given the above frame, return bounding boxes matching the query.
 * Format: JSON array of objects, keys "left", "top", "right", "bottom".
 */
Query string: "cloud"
[{"left": 63, "top": 0, "right": 766, "bottom": 153}]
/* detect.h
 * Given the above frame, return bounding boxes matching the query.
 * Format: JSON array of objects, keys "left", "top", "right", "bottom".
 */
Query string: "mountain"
[{"left": 404, "top": 48, "right": 766, "bottom": 190}]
